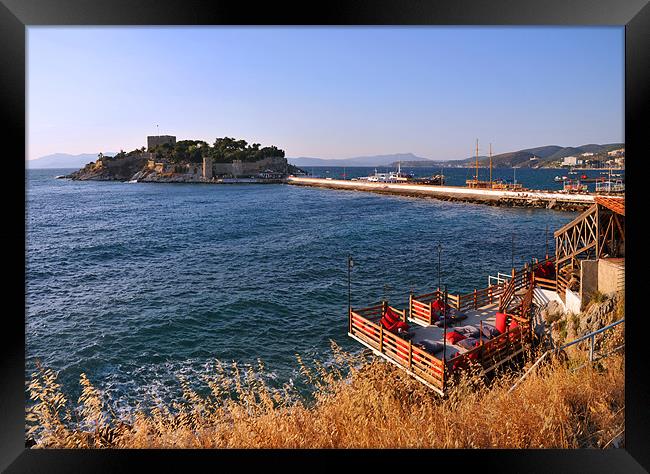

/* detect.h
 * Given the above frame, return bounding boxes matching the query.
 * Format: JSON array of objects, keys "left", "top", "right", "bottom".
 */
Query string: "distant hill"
[
  {"left": 388, "top": 160, "right": 449, "bottom": 167},
  {"left": 28, "top": 152, "right": 116, "bottom": 169},
  {"left": 288, "top": 153, "right": 432, "bottom": 167},
  {"left": 458, "top": 143, "right": 624, "bottom": 168}
]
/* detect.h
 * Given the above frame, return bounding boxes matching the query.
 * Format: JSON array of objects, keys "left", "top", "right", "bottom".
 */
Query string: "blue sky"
[{"left": 27, "top": 27, "right": 624, "bottom": 161}]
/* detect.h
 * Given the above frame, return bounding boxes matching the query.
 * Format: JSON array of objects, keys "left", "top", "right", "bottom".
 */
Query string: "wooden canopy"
[{"left": 553, "top": 197, "right": 624, "bottom": 297}]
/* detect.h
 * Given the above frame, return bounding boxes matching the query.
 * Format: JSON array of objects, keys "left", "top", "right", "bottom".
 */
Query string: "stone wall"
[
  {"left": 212, "top": 156, "right": 288, "bottom": 177},
  {"left": 580, "top": 260, "right": 599, "bottom": 306},
  {"left": 565, "top": 288, "right": 582, "bottom": 314},
  {"left": 598, "top": 258, "right": 625, "bottom": 295}
]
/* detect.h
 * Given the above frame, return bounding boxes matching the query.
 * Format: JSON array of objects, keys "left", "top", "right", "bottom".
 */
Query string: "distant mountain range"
[
  {"left": 288, "top": 153, "right": 429, "bottom": 167},
  {"left": 288, "top": 143, "right": 624, "bottom": 168},
  {"left": 27, "top": 152, "right": 116, "bottom": 169},
  {"left": 31, "top": 143, "right": 624, "bottom": 169}
]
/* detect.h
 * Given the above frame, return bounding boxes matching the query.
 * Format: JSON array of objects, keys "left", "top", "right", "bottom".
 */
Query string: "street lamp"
[{"left": 437, "top": 242, "right": 442, "bottom": 290}]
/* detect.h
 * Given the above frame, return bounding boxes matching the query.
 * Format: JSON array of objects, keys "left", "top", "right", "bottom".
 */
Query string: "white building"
[
  {"left": 608, "top": 148, "right": 625, "bottom": 156},
  {"left": 562, "top": 156, "right": 578, "bottom": 166},
  {"left": 581, "top": 152, "right": 594, "bottom": 157}
]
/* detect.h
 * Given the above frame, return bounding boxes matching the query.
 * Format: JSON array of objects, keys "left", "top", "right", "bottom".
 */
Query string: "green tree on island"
[{"left": 145, "top": 137, "right": 285, "bottom": 164}]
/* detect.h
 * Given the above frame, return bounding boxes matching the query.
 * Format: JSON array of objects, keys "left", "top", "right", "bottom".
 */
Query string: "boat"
[
  {"left": 595, "top": 179, "right": 625, "bottom": 193},
  {"left": 357, "top": 168, "right": 390, "bottom": 182},
  {"left": 554, "top": 176, "right": 567, "bottom": 182},
  {"left": 358, "top": 162, "right": 415, "bottom": 183},
  {"left": 413, "top": 174, "right": 445, "bottom": 185},
  {"left": 562, "top": 178, "right": 588, "bottom": 193}
]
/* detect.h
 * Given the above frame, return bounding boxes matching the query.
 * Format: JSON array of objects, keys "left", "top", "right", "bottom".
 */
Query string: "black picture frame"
[{"left": 2, "top": 0, "right": 648, "bottom": 471}]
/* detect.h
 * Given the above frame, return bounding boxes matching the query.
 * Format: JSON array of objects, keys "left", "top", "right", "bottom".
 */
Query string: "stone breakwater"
[{"left": 286, "top": 177, "right": 595, "bottom": 211}]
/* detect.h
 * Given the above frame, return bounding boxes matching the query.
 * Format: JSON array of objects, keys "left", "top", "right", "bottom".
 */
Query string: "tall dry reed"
[{"left": 26, "top": 338, "right": 624, "bottom": 449}]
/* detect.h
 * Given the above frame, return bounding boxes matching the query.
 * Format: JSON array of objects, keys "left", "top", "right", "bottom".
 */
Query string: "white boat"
[
  {"left": 595, "top": 179, "right": 625, "bottom": 193},
  {"left": 358, "top": 162, "right": 415, "bottom": 183},
  {"left": 554, "top": 176, "right": 567, "bottom": 182}
]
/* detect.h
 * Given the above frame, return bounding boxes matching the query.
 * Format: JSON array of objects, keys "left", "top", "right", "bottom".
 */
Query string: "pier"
[{"left": 287, "top": 177, "right": 595, "bottom": 211}]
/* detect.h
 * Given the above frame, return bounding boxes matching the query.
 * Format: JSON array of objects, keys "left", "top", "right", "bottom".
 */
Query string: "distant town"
[{"left": 555, "top": 147, "right": 624, "bottom": 169}]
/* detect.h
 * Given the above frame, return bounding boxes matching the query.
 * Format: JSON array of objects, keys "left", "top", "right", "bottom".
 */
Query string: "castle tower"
[
  {"left": 147, "top": 135, "right": 176, "bottom": 151},
  {"left": 202, "top": 156, "right": 213, "bottom": 179}
]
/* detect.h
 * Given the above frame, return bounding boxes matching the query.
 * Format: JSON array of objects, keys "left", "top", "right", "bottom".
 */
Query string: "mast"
[
  {"left": 489, "top": 143, "right": 493, "bottom": 188},
  {"left": 475, "top": 138, "right": 479, "bottom": 182}
]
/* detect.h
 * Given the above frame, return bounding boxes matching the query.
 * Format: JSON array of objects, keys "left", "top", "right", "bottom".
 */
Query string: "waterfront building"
[{"left": 562, "top": 156, "right": 578, "bottom": 166}]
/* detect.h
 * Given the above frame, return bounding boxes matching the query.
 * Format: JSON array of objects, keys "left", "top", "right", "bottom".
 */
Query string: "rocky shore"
[{"left": 66, "top": 154, "right": 147, "bottom": 181}]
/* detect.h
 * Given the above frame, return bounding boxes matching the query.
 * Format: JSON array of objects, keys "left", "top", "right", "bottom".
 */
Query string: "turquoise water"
[{"left": 26, "top": 168, "right": 577, "bottom": 409}]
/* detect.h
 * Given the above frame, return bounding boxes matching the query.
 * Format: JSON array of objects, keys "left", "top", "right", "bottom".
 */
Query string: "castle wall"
[{"left": 212, "top": 156, "right": 287, "bottom": 177}]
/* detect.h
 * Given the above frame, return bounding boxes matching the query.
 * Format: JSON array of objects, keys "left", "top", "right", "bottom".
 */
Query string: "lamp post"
[
  {"left": 442, "top": 284, "right": 448, "bottom": 387},
  {"left": 347, "top": 254, "right": 353, "bottom": 314},
  {"left": 437, "top": 242, "right": 442, "bottom": 290},
  {"left": 545, "top": 223, "right": 549, "bottom": 259}
]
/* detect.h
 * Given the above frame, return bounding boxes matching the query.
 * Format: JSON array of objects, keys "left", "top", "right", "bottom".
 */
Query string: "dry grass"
[{"left": 26, "top": 339, "right": 624, "bottom": 449}]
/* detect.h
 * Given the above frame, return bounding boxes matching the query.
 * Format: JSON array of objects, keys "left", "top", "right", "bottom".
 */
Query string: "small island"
[{"left": 66, "top": 135, "right": 304, "bottom": 183}]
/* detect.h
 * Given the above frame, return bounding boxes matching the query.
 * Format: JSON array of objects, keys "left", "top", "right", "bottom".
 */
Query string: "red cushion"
[
  {"left": 394, "top": 321, "right": 409, "bottom": 332},
  {"left": 495, "top": 312, "right": 507, "bottom": 334},
  {"left": 432, "top": 299, "right": 449, "bottom": 313},
  {"left": 381, "top": 307, "right": 410, "bottom": 333},
  {"left": 445, "top": 331, "right": 466, "bottom": 345},
  {"left": 382, "top": 306, "right": 400, "bottom": 324}
]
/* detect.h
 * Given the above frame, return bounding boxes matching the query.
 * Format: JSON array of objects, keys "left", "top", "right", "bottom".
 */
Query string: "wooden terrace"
[
  {"left": 348, "top": 198, "right": 625, "bottom": 393},
  {"left": 348, "top": 259, "right": 547, "bottom": 395}
]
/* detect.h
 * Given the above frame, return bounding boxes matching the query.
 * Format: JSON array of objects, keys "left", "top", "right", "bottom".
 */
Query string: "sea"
[{"left": 27, "top": 166, "right": 614, "bottom": 412}]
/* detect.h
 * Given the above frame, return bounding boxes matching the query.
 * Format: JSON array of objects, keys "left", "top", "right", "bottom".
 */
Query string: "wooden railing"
[
  {"left": 450, "top": 307, "right": 532, "bottom": 376},
  {"left": 456, "top": 282, "right": 506, "bottom": 312},
  {"left": 534, "top": 276, "right": 557, "bottom": 291},
  {"left": 556, "top": 271, "right": 570, "bottom": 302},
  {"left": 410, "top": 257, "right": 557, "bottom": 323},
  {"left": 409, "top": 290, "right": 441, "bottom": 326},
  {"left": 351, "top": 283, "right": 537, "bottom": 392},
  {"left": 349, "top": 306, "right": 445, "bottom": 390},
  {"left": 498, "top": 277, "right": 517, "bottom": 313}
]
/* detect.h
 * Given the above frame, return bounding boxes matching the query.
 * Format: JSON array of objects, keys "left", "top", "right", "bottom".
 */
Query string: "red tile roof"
[{"left": 594, "top": 196, "right": 625, "bottom": 216}]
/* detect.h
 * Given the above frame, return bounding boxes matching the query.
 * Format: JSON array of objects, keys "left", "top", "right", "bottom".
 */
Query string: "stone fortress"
[{"left": 145, "top": 135, "right": 288, "bottom": 180}]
